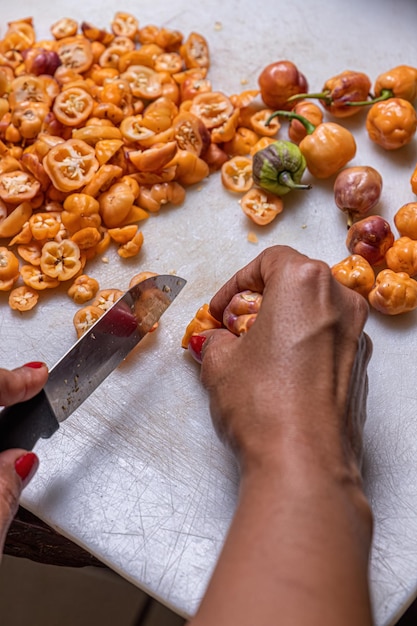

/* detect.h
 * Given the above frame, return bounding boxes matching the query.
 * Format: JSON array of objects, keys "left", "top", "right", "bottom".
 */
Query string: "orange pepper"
[
  {"left": 40, "top": 239, "right": 82, "bottom": 281},
  {"left": 180, "top": 32, "right": 209, "bottom": 69},
  {"left": 29, "top": 212, "right": 61, "bottom": 240},
  {"left": 373, "top": 65, "right": 417, "bottom": 103},
  {"left": 239, "top": 187, "right": 283, "bottom": 226},
  {"left": 8, "top": 285, "right": 39, "bottom": 311},
  {"left": 20, "top": 264, "right": 60, "bottom": 290},
  {"left": 394, "top": 202, "right": 417, "bottom": 240},
  {"left": 99, "top": 180, "right": 135, "bottom": 227},
  {"left": 368, "top": 269, "right": 417, "bottom": 315},
  {"left": 108, "top": 224, "right": 137, "bottom": 243},
  {"left": 168, "top": 149, "right": 209, "bottom": 186},
  {"left": 366, "top": 98, "right": 417, "bottom": 150},
  {"left": 137, "top": 181, "right": 185, "bottom": 213},
  {"left": 92, "top": 288, "right": 123, "bottom": 310},
  {"left": 267, "top": 111, "right": 356, "bottom": 179},
  {"left": 43, "top": 138, "right": 99, "bottom": 192},
  {"left": 0, "top": 247, "right": 19, "bottom": 281},
  {"left": 172, "top": 111, "right": 210, "bottom": 156},
  {"left": 128, "top": 141, "right": 178, "bottom": 172},
  {"left": 223, "top": 127, "right": 259, "bottom": 157},
  {"left": 211, "top": 108, "right": 240, "bottom": 144},
  {"left": 221, "top": 156, "right": 253, "bottom": 193},
  {"left": 68, "top": 274, "right": 100, "bottom": 304},
  {"left": 50, "top": 18, "right": 78, "bottom": 40},
  {"left": 52, "top": 86, "right": 94, "bottom": 127},
  {"left": 331, "top": 255, "right": 375, "bottom": 298},
  {"left": 0, "top": 170, "right": 41, "bottom": 204},
  {"left": 181, "top": 303, "right": 222, "bottom": 349},
  {"left": 385, "top": 237, "right": 417, "bottom": 277},
  {"left": 73, "top": 304, "right": 104, "bottom": 338},
  {"left": 129, "top": 271, "right": 157, "bottom": 288},
  {"left": 111, "top": 12, "right": 139, "bottom": 40},
  {"left": 17, "top": 242, "right": 43, "bottom": 266},
  {"left": 71, "top": 226, "right": 102, "bottom": 250},
  {"left": 190, "top": 92, "right": 234, "bottom": 129},
  {"left": 248, "top": 109, "right": 280, "bottom": 137},
  {"left": 289, "top": 70, "right": 372, "bottom": 118},
  {"left": 117, "top": 229, "right": 144, "bottom": 258},
  {"left": 62, "top": 192, "right": 101, "bottom": 234},
  {"left": 0, "top": 201, "right": 32, "bottom": 238},
  {"left": 410, "top": 164, "right": 417, "bottom": 195},
  {"left": 288, "top": 101, "right": 323, "bottom": 144},
  {"left": 55, "top": 36, "right": 94, "bottom": 74}
]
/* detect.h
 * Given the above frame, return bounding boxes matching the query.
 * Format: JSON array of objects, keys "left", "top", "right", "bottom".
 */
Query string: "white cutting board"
[{"left": 1, "top": 0, "right": 417, "bottom": 623}]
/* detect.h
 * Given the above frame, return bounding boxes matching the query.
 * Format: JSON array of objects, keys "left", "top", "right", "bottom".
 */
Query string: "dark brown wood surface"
[{"left": 5, "top": 506, "right": 105, "bottom": 568}]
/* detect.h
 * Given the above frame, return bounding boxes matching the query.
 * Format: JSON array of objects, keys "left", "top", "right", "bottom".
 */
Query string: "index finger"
[{"left": 209, "top": 245, "right": 308, "bottom": 320}]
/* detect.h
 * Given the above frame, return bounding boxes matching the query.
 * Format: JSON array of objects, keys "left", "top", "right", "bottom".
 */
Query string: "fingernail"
[
  {"left": 23, "top": 362, "right": 45, "bottom": 369},
  {"left": 188, "top": 335, "right": 206, "bottom": 364},
  {"left": 15, "top": 452, "right": 38, "bottom": 482}
]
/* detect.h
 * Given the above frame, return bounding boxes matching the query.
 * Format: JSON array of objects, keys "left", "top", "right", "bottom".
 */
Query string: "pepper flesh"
[{"left": 181, "top": 303, "right": 222, "bottom": 349}]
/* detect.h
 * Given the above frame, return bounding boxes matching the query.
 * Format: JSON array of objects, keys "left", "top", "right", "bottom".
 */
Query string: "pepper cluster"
[
  {"left": 182, "top": 62, "right": 417, "bottom": 336},
  {"left": 251, "top": 62, "right": 417, "bottom": 317}
]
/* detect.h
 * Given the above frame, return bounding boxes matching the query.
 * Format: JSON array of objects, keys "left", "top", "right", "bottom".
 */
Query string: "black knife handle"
[{"left": 0, "top": 390, "right": 59, "bottom": 452}]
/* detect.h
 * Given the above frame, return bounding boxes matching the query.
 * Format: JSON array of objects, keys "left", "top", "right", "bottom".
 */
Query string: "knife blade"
[{"left": 0, "top": 274, "right": 186, "bottom": 452}]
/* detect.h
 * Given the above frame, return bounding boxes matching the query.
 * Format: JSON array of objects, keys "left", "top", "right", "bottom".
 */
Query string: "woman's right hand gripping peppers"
[{"left": 186, "top": 245, "right": 374, "bottom": 626}]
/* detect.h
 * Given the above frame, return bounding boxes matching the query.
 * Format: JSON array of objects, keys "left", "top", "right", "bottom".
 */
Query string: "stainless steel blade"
[{"left": 44, "top": 274, "right": 186, "bottom": 423}]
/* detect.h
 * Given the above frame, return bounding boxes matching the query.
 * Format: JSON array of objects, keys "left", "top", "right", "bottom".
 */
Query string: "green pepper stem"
[
  {"left": 278, "top": 171, "right": 312, "bottom": 191},
  {"left": 266, "top": 110, "right": 316, "bottom": 135},
  {"left": 286, "top": 90, "right": 331, "bottom": 104},
  {"left": 345, "top": 89, "right": 393, "bottom": 107}
]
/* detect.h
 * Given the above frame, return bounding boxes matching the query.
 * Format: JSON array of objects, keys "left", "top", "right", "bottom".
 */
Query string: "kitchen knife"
[{"left": 0, "top": 274, "right": 186, "bottom": 452}]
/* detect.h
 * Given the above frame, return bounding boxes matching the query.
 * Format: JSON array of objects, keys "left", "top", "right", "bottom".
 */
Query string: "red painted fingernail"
[
  {"left": 188, "top": 335, "right": 206, "bottom": 363},
  {"left": 23, "top": 362, "right": 45, "bottom": 369},
  {"left": 15, "top": 452, "right": 38, "bottom": 482}
]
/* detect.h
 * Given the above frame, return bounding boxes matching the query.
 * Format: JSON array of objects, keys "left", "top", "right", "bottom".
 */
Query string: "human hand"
[
  {"left": 0, "top": 362, "right": 48, "bottom": 558},
  {"left": 188, "top": 245, "right": 372, "bottom": 476}
]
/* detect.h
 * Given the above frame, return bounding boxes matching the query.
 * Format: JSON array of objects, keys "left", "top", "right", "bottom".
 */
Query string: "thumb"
[{"left": 0, "top": 449, "right": 39, "bottom": 556}]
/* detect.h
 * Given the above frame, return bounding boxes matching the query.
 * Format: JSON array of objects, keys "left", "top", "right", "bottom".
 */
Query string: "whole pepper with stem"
[
  {"left": 252, "top": 139, "right": 312, "bottom": 196},
  {"left": 345, "top": 65, "right": 417, "bottom": 109},
  {"left": 287, "top": 70, "right": 372, "bottom": 118},
  {"left": 266, "top": 111, "right": 356, "bottom": 179}
]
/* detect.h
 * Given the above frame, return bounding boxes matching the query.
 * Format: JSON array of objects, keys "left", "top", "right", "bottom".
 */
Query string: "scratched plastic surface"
[{"left": 1, "top": 1, "right": 417, "bottom": 624}]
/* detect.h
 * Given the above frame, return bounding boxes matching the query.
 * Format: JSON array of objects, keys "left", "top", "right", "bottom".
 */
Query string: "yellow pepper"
[
  {"left": 368, "top": 269, "right": 417, "bottom": 315},
  {"left": 331, "top": 255, "right": 375, "bottom": 299},
  {"left": 366, "top": 98, "right": 417, "bottom": 150}
]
